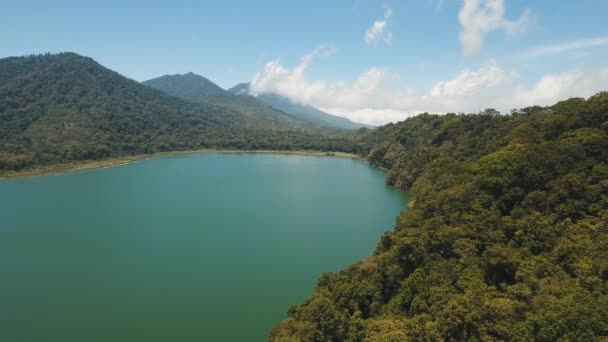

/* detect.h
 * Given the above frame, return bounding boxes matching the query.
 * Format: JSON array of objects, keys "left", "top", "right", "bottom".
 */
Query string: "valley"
[{"left": 1, "top": 47, "right": 607, "bottom": 341}]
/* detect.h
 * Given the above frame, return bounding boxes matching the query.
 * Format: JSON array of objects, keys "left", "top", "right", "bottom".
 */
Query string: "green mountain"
[
  {"left": 257, "top": 93, "right": 372, "bottom": 130},
  {"left": 143, "top": 74, "right": 311, "bottom": 130},
  {"left": 228, "top": 82, "right": 371, "bottom": 130},
  {"left": 228, "top": 82, "right": 250, "bottom": 96},
  {"left": 272, "top": 93, "right": 608, "bottom": 341},
  {"left": 143, "top": 76, "right": 370, "bottom": 130},
  {"left": 0, "top": 53, "right": 356, "bottom": 171},
  {"left": 142, "top": 72, "right": 229, "bottom": 98}
]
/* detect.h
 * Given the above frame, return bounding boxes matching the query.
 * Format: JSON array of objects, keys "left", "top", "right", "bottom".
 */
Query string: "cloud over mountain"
[{"left": 251, "top": 47, "right": 608, "bottom": 125}]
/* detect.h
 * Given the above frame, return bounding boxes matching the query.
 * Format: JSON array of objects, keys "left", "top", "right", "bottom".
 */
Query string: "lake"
[{"left": 0, "top": 153, "right": 408, "bottom": 341}]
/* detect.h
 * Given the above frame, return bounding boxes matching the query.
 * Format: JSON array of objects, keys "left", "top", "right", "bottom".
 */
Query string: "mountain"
[
  {"left": 271, "top": 93, "right": 608, "bottom": 341},
  {"left": 142, "top": 72, "right": 229, "bottom": 98},
  {"left": 228, "top": 83, "right": 371, "bottom": 130},
  {"left": 143, "top": 74, "right": 313, "bottom": 130},
  {"left": 257, "top": 93, "right": 372, "bottom": 130},
  {"left": 198, "top": 93, "right": 310, "bottom": 129},
  {"left": 229, "top": 82, "right": 250, "bottom": 95},
  {"left": 143, "top": 76, "right": 370, "bottom": 130},
  {"left": 0, "top": 53, "right": 357, "bottom": 171}
]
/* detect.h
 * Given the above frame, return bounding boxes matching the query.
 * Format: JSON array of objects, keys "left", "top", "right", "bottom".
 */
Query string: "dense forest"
[
  {"left": 0, "top": 53, "right": 358, "bottom": 171},
  {"left": 271, "top": 93, "right": 608, "bottom": 341},
  {"left": 142, "top": 72, "right": 228, "bottom": 98}
]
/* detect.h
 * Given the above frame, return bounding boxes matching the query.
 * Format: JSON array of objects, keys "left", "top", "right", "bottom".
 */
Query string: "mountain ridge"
[
  {"left": 142, "top": 74, "right": 314, "bottom": 130},
  {"left": 228, "top": 82, "right": 372, "bottom": 130},
  {"left": 142, "top": 72, "right": 229, "bottom": 98},
  {"left": 0, "top": 53, "right": 357, "bottom": 171}
]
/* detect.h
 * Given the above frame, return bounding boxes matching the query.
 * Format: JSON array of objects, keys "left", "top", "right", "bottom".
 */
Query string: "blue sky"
[{"left": 2, "top": 0, "right": 608, "bottom": 124}]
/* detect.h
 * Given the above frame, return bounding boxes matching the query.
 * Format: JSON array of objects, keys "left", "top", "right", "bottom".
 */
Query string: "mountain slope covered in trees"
[
  {"left": 3, "top": 52, "right": 608, "bottom": 341},
  {"left": 229, "top": 82, "right": 370, "bottom": 130},
  {"left": 143, "top": 75, "right": 370, "bottom": 130},
  {"left": 272, "top": 93, "right": 608, "bottom": 341},
  {"left": 142, "top": 73, "right": 313, "bottom": 130},
  {"left": 141, "top": 72, "right": 227, "bottom": 98},
  {"left": 0, "top": 53, "right": 356, "bottom": 171}
]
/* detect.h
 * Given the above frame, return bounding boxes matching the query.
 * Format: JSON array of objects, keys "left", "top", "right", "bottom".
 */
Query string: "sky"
[{"left": 2, "top": 0, "right": 608, "bottom": 125}]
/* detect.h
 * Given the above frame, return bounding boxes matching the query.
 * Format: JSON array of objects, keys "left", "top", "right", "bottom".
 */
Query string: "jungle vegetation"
[
  {"left": 271, "top": 92, "right": 608, "bottom": 341},
  {"left": 0, "top": 53, "right": 358, "bottom": 171}
]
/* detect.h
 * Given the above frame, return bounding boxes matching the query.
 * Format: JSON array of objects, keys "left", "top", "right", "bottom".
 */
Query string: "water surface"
[{"left": 0, "top": 154, "right": 407, "bottom": 341}]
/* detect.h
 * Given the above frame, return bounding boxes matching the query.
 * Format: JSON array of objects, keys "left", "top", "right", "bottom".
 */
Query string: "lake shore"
[{"left": 0, "top": 149, "right": 364, "bottom": 181}]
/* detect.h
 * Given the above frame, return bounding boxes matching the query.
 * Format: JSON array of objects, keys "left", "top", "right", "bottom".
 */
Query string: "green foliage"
[
  {"left": 0, "top": 53, "right": 359, "bottom": 171},
  {"left": 3, "top": 52, "right": 608, "bottom": 340},
  {"left": 142, "top": 72, "right": 227, "bottom": 98},
  {"left": 273, "top": 92, "right": 608, "bottom": 341}
]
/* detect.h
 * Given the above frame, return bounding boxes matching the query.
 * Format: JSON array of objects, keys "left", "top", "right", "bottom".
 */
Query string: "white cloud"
[
  {"left": 364, "top": 8, "right": 393, "bottom": 46},
  {"left": 431, "top": 60, "right": 512, "bottom": 97},
  {"left": 519, "top": 35, "right": 608, "bottom": 59},
  {"left": 249, "top": 45, "right": 335, "bottom": 101},
  {"left": 459, "top": 0, "right": 531, "bottom": 57},
  {"left": 250, "top": 47, "right": 608, "bottom": 126},
  {"left": 496, "top": 68, "right": 608, "bottom": 109}
]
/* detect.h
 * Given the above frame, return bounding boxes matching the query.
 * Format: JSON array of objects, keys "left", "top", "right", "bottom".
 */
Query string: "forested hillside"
[
  {"left": 144, "top": 73, "right": 370, "bottom": 130},
  {"left": 143, "top": 74, "right": 311, "bottom": 130},
  {"left": 0, "top": 53, "right": 356, "bottom": 171},
  {"left": 272, "top": 93, "right": 608, "bottom": 341},
  {"left": 141, "top": 72, "right": 227, "bottom": 98}
]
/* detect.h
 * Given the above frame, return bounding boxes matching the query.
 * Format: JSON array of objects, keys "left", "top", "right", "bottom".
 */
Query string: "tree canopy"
[
  {"left": 0, "top": 53, "right": 358, "bottom": 171},
  {"left": 271, "top": 92, "right": 608, "bottom": 341}
]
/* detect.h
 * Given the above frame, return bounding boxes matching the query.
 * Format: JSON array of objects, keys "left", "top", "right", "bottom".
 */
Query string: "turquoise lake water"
[{"left": 0, "top": 153, "right": 408, "bottom": 341}]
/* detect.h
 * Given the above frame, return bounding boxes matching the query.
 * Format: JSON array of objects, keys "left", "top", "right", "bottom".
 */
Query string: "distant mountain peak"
[
  {"left": 0, "top": 53, "right": 324, "bottom": 172},
  {"left": 142, "top": 73, "right": 228, "bottom": 99},
  {"left": 228, "top": 82, "right": 371, "bottom": 129},
  {"left": 228, "top": 82, "right": 251, "bottom": 96}
]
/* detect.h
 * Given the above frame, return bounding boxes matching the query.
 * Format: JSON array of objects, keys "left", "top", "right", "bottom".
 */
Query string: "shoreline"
[{"left": 0, "top": 149, "right": 364, "bottom": 181}]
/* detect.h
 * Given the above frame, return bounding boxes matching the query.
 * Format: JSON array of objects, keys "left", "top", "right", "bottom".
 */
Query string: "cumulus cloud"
[
  {"left": 250, "top": 47, "right": 608, "bottom": 126},
  {"left": 431, "top": 60, "right": 512, "bottom": 97},
  {"left": 495, "top": 68, "right": 608, "bottom": 109},
  {"left": 364, "top": 8, "right": 393, "bottom": 46},
  {"left": 459, "top": 0, "right": 531, "bottom": 57},
  {"left": 519, "top": 35, "right": 608, "bottom": 59},
  {"left": 249, "top": 45, "right": 334, "bottom": 101}
]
